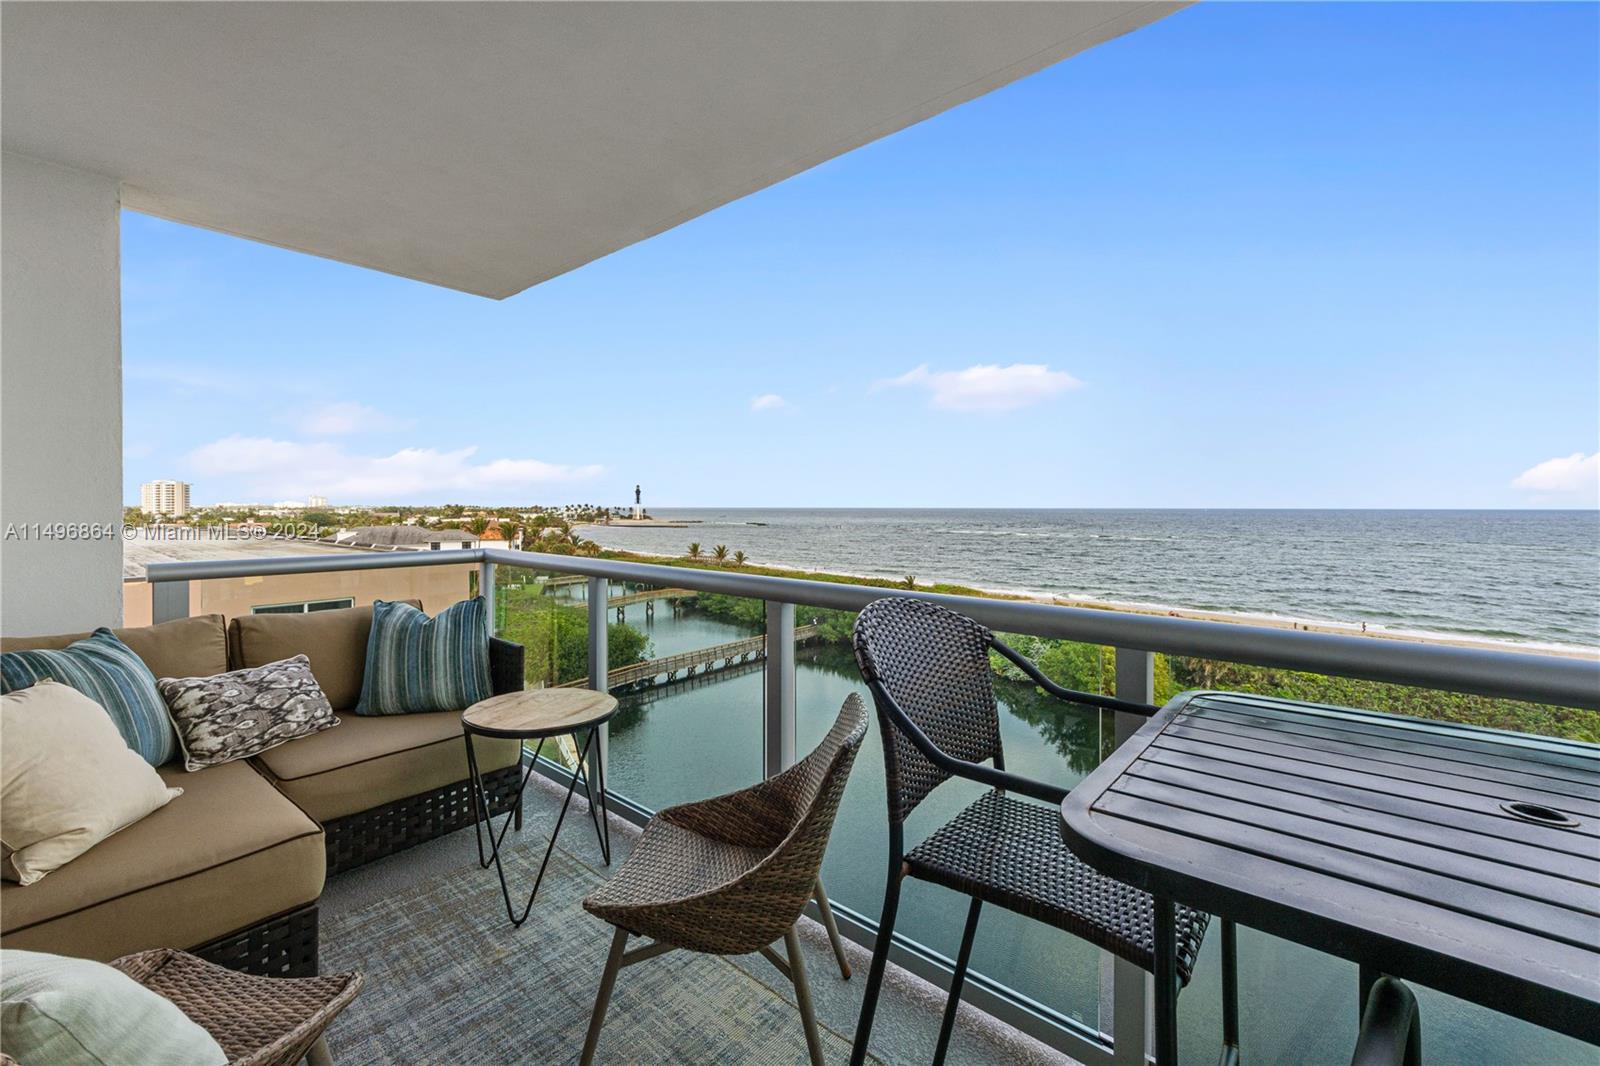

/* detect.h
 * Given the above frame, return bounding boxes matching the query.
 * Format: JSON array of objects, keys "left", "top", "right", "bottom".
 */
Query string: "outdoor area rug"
[{"left": 321, "top": 837, "right": 875, "bottom": 1064}]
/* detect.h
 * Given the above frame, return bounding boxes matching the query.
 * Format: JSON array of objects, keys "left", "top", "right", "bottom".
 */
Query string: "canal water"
[{"left": 557, "top": 584, "right": 1590, "bottom": 1065}]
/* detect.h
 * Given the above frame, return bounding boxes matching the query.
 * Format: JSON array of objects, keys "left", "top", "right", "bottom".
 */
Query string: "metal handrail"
[{"left": 142, "top": 545, "right": 1600, "bottom": 710}]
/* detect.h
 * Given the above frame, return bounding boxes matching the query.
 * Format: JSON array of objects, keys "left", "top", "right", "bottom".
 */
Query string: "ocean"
[{"left": 580, "top": 508, "right": 1600, "bottom": 649}]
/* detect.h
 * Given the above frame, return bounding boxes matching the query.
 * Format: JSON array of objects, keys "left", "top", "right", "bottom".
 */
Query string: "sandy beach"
[{"left": 577, "top": 535, "right": 1599, "bottom": 662}]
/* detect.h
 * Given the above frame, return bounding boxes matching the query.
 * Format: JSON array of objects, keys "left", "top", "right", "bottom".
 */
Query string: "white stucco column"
[{"left": 1, "top": 150, "right": 124, "bottom": 634}]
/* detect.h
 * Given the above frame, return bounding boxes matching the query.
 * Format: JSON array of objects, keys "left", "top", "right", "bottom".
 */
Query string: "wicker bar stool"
[
  {"left": 579, "top": 695, "right": 869, "bottom": 1066},
  {"left": 110, "top": 949, "right": 362, "bottom": 1066},
  {"left": 848, "top": 597, "right": 1238, "bottom": 1066}
]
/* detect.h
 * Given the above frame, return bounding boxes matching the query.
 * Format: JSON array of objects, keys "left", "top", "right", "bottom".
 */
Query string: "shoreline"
[{"left": 575, "top": 533, "right": 1599, "bottom": 661}]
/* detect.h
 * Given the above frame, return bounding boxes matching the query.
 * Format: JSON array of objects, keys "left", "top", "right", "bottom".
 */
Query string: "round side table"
[{"left": 462, "top": 687, "right": 619, "bottom": 927}]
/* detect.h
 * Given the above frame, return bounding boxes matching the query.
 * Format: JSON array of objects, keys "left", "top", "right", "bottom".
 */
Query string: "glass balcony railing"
[
  {"left": 143, "top": 546, "right": 1600, "bottom": 1066},
  {"left": 589, "top": 580, "right": 765, "bottom": 813}
]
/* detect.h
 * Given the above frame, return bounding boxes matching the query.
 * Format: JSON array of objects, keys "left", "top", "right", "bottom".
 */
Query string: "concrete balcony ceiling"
[{"left": 1, "top": 1, "right": 1182, "bottom": 299}]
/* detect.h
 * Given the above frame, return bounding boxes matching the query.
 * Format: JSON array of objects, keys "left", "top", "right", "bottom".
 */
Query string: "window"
[{"left": 250, "top": 598, "right": 355, "bottom": 615}]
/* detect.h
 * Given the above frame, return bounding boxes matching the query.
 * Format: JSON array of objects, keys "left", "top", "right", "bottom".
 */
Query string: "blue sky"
[{"left": 122, "top": 2, "right": 1599, "bottom": 509}]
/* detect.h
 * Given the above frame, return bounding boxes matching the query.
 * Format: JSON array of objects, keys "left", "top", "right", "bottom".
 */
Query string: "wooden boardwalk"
[
  {"left": 607, "top": 588, "right": 696, "bottom": 609},
  {"left": 561, "top": 625, "right": 820, "bottom": 690}
]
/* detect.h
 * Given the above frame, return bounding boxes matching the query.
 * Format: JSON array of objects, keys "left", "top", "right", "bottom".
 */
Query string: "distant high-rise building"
[
  {"left": 140, "top": 480, "right": 191, "bottom": 517},
  {"left": 307, "top": 494, "right": 329, "bottom": 509}
]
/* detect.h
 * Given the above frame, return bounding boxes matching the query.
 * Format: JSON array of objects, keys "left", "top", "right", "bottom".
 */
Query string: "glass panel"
[
  {"left": 488, "top": 567, "right": 597, "bottom": 776},
  {"left": 603, "top": 582, "right": 765, "bottom": 810},
  {"left": 1162, "top": 654, "right": 1597, "bottom": 743},
  {"left": 492, "top": 568, "right": 597, "bottom": 690}
]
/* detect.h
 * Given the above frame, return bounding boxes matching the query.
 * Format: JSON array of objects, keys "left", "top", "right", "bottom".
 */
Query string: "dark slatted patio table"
[{"left": 1060, "top": 690, "right": 1600, "bottom": 1065}]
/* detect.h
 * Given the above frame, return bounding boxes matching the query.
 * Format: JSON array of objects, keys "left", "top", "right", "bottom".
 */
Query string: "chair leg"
[
  {"left": 813, "top": 878, "right": 852, "bottom": 979},
  {"left": 1221, "top": 919, "right": 1240, "bottom": 1065},
  {"left": 933, "top": 897, "right": 982, "bottom": 1066},
  {"left": 849, "top": 871, "right": 903, "bottom": 1066},
  {"left": 580, "top": 927, "right": 629, "bottom": 1066},
  {"left": 305, "top": 1036, "right": 333, "bottom": 1066},
  {"left": 1353, "top": 976, "right": 1421, "bottom": 1066},
  {"left": 785, "top": 926, "right": 827, "bottom": 1066}
]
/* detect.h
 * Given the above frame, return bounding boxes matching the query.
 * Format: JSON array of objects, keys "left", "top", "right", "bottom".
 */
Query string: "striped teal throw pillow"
[
  {"left": 356, "top": 597, "right": 492, "bottom": 715},
  {"left": 0, "top": 629, "right": 177, "bottom": 766}
]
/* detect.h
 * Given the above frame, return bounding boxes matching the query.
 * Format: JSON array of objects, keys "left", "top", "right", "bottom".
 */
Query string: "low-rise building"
[{"left": 120, "top": 529, "right": 472, "bottom": 625}]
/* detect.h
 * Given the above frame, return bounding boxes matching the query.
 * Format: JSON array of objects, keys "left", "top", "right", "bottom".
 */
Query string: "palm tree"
[
  {"left": 712, "top": 544, "right": 729, "bottom": 563},
  {"left": 687, "top": 542, "right": 702, "bottom": 559},
  {"left": 733, "top": 550, "right": 747, "bottom": 567},
  {"left": 902, "top": 575, "right": 917, "bottom": 589}
]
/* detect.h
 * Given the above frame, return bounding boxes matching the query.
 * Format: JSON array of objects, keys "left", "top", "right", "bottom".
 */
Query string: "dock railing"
[{"left": 144, "top": 546, "right": 1600, "bottom": 1065}]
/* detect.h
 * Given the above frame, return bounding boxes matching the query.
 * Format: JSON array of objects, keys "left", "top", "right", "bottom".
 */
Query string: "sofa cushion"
[
  {"left": 0, "top": 761, "right": 324, "bottom": 963},
  {"left": 229, "top": 601, "right": 420, "bottom": 711},
  {"left": 0, "top": 615, "right": 229, "bottom": 684},
  {"left": 252, "top": 710, "right": 521, "bottom": 823},
  {"left": 1, "top": 631, "right": 179, "bottom": 766}
]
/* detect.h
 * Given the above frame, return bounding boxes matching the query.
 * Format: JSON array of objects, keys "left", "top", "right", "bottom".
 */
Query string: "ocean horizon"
[{"left": 579, "top": 507, "right": 1600, "bottom": 651}]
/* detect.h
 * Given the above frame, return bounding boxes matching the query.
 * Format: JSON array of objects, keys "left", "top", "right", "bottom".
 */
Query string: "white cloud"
[
  {"left": 750, "top": 393, "right": 787, "bottom": 412},
  {"left": 1512, "top": 452, "right": 1599, "bottom": 504},
  {"left": 290, "top": 401, "right": 414, "bottom": 436},
  {"left": 878, "top": 363, "right": 1082, "bottom": 413},
  {"left": 186, "top": 436, "right": 603, "bottom": 501}
]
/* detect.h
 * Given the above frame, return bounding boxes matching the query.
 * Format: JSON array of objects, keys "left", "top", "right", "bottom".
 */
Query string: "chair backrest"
[
  {"left": 723, "top": 694, "right": 868, "bottom": 949},
  {"left": 853, "top": 597, "right": 1002, "bottom": 824},
  {"left": 770, "top": 693, "right": 870, "bottom": 869}
]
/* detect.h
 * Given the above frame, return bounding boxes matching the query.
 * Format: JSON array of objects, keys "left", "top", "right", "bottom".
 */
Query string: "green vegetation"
[
  {"left": 493, "top": 581, "right": 650, "bottom": 687},
  {"left": 679, "top": 582, "right": 1595, "bottom": 743},
  {"left": 991, "top": 633, "right": 1596, "bottom": 742}
]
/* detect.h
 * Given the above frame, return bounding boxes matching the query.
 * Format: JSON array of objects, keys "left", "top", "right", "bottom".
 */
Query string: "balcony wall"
[
  {"left": 121, "top": 563, "right": 476, "bottom": 627},
  {"left": 0, "top": 150, "right": 123, "bottom": 633}
]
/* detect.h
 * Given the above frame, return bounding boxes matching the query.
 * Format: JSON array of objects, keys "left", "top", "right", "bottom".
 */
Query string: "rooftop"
[
  {"left": 121, "top": 529, "right": 361, "bottom": 581},
  {"left": 334, "top": 526, "right": 477, "bottom": 548}
]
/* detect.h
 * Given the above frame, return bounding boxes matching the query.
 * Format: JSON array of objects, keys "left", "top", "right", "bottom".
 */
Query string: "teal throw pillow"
[
  {"left": 0, "top": 629, "right": 177, "bottom": 766},
  {"left": 355, "top": 597, "right": 491, "bottom": 715}
]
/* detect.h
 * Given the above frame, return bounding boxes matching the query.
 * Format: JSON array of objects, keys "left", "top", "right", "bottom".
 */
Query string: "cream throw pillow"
[{"left": 1, "top": 680, "right": 182, "bottom": 885}]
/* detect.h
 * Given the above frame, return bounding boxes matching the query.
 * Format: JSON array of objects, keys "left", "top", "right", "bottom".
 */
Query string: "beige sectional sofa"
[{"left": 1, "top": 605, "right": 524, "bottom": 976}]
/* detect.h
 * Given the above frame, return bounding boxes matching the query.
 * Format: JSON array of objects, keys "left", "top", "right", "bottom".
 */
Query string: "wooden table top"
[
  {"left": 1060, "top": 690, "right": 1600, "bottom": 1045},
  {"left": 463, "top": 687, "right": 619, "bottom": 737}
]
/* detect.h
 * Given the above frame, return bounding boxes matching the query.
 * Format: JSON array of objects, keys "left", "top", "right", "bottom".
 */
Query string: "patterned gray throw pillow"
[{"left": 157, "top": 655, "right": 339, "bottom": 772}]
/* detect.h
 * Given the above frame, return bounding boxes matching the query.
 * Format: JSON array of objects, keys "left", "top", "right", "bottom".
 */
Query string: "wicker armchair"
[
  {"left": 580, "top": 694, "right": 869, "bottom": 1066},
  {"left": 110, "top": 949, "right": 361, "bottom": 1066},
  {"left": 848, "top": 597, "right": 1237, "bottom": 1066}
]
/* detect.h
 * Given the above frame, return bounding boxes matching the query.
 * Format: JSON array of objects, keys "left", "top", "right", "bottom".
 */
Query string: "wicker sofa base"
[
  {"left": 192, "top": 904, "right": 320, "bottom": 978},
  {"left": 323, "top": 762, "right": 523, "bottom": 876}
]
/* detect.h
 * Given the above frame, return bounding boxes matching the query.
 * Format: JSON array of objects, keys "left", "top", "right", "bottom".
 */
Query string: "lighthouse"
[{"left": 632, "top": 485, "right": 643, "bottom": 521}]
